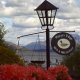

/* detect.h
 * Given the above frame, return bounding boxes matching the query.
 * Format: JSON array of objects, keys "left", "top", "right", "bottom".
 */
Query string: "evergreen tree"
[{"left": 62, "top": 45, "right": 80, "bottom": 78}]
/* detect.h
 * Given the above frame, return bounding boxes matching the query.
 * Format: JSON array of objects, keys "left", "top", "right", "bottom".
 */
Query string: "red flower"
[
  {"left": 48, "top": 65, "right": 72, "bottom": 80},
  {"left": 0, "top": 64, "right": 72, "bottom": 80}
]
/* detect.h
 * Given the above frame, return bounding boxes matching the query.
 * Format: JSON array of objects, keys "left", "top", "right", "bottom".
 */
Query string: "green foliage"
[
  {"left": 0, "top": 22, "right": 7, "bottom": 45},
  {"left": 0, "top": 46, "right": 24, "bottom": 65},
  {"left": 62, "top": 45, "right": 80, "bottom": 76},
  {"left": 0, "top": 22, "right": 24, "bottom": 65}
]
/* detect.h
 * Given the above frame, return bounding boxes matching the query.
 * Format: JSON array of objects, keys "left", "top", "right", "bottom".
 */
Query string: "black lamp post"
[{"left": 35, "top": 0, "right": 58, "bottom": 69}]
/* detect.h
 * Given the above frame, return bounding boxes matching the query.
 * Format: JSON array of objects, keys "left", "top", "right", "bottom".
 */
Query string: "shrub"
[{"left": 0, "top": 64, "right": 72, "bottom": 80}]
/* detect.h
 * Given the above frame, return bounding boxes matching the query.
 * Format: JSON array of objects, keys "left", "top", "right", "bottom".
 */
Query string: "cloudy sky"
[{"left": 0, "top": 0, "right": 80, "bottom": 45}]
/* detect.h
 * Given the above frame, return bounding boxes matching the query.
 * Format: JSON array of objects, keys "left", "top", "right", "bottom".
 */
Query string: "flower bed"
[{"left": 0, "top": 64, "right": 72, "bottom": 80}]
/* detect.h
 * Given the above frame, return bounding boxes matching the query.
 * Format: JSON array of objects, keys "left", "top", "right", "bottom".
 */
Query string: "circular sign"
[{"left": 51, "top": 32, "right": 75, "bottom": 55}]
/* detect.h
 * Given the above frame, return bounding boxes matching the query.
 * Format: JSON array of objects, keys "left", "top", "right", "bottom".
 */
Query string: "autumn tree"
[{"left": 0, "top": 22, "right": 24, "bottom": 65}]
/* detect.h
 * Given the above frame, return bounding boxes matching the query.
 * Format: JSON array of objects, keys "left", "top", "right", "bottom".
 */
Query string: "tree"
[
  {"left": 0, "top": 46, "right": 24, "bottom": 65},
  {"left": 62, "top": 45, "right": 80, "bottom": 78},
  {"left": 0, "top": 22, "right": 6, "bottom": 46},
  {"left": 0, "top": 22, "right": 24, "bottom": 65}
]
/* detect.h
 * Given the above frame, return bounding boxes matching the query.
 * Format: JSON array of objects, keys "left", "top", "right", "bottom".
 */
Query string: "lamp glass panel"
[
  {"left": 51, "top": 10, "right": 56, "bottom": 25},
  {"left": 37, "top": 11, "right": 42, "bottom": 17},
  {"left": 52, "top": 10, "right": 55, "bottom": 17},
  {"left": 42, "top": 11, "right": 45, "bottom": 17},
  {"left": 48, "top": 10, "right": 51, "bottom": 17},
  {"left": 51, "top": 18, "right": 54, "bottom": 25},
  {"left": 40, "top": 18, "right": 44, "bottom": 25}
]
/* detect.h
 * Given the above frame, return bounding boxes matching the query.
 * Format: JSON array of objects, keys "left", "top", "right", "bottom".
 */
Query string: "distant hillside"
[
  {"left": 24, "top": 33, "right": 80, "bottom": 52},
  {"left": 24, "top": 42, "right": 46, "bottom": 52},
  {"left": 4, "top": 41, "right": 17, "bottom": 51},
  {"left": 71, "top": 33, "right": 80, "bottom": 43}
]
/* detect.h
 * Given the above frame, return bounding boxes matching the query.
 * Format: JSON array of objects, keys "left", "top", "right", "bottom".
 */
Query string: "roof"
[{"left": 35, "top": 0, "right": 58, "bottom": 10}]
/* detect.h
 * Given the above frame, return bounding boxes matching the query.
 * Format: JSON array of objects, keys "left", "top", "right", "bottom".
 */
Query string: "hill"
[{"left": 23, "top": 33, "right": 80, "bottom": 52}]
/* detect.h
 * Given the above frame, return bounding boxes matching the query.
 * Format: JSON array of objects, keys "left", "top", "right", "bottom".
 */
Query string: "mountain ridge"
[{"left": 24, "top": 33, "right": 80, "bottom": 51}]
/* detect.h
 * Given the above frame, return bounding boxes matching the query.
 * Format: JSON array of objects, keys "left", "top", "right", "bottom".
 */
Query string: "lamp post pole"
[
  {"left": 35, "top": 0, "right": 58, "bottom": 69},
  {"left": 45, "top": 10, "right": 50, "bottom": 69},
  {"left": 46, "top": 28, "right": 50, "bottom": 69}
]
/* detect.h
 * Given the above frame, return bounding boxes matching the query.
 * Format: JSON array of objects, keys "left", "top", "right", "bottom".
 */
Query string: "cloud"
[
  {"left": 13, "top": 16, "right": 40, "bottom": 28},
  {"left": 0, "top": 7, "right": 16, "bottom": 16},
  {"left": 6, "top": 1, "right": 21, "bottom": 7},
  {"left": 0, "top": 1, "right": 6, "bottom": 7},
  {"left": 1, "top": 0, "right": 80, "bottom": 45}
]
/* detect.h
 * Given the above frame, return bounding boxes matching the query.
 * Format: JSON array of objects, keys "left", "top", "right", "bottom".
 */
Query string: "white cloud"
[
  {"left": 0, "top": 7, "right": 16, "bottom": 16},
  {"left": 1, "top": 0, "right": 80, "bottom": 45},
  {"left": 13, "top": 16, "right": 40, "bottom": 28},
  {"left": 23, "top": 28, "right": 38, "bottom": 33},
  {"left": 1, "top": 0, "right": 6, "bottom": 8},
  {"left": 4, "top": 7, "right": 16, "bottom": 16}
]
